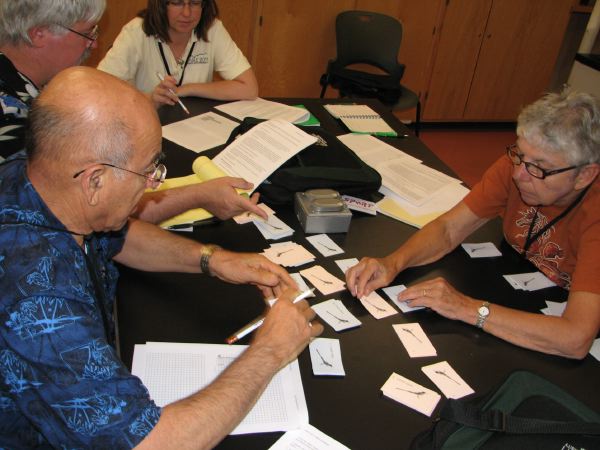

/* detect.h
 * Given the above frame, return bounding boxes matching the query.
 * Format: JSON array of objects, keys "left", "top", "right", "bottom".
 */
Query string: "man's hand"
[
  {"left": 346, "top": 256, "right": 397, "bottom": 299},
  {"left": 199, "top": 177, "right": 268, "bottom": 220},
  {"left": 209, "top": 249, "right": 296, "bottom": 299},
  {"left": 252, "top": 289, "right": 324, "bottom": 370}
]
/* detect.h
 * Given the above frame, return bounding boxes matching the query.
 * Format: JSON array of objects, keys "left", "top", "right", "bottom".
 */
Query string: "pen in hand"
[
  {"left": 225, "top": 288, "right": 315, "bottom": 344},
  {"left": 155, "top": 72, "right": 190, "bottom": 115}
]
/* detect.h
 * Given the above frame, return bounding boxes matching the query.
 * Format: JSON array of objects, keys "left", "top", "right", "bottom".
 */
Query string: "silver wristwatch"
[
  {"left": 200, "top": 244, "right": 220, "bottom": 276},
  {"left": 476, "top": 301, "right": 490, "bottom": 329}
]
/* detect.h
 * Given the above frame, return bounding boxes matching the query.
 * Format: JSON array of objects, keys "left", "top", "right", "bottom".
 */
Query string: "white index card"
[
  {"left": 590, "top": 338, "right": 600, "bottom": 361},
  {"left": 461, "top": 242, "right": 502, "bottom": 258},
  {"left": 393, "top": 323, "right": 437, "bottom": 357},
  {"left": 290, "top": 273, "right": 315, "bottom": 296},
  {"left": 381, "top": 372, "right": 441, "bottom": 417},
  {"left": 233, "top": 203, "right": 275, "bottom": 224},
  {"left": 309, "top": 338, "right": 345, "bottom": 376},
  {"left": 312, "top": 299, "right": 361, "bottom": 332},
  {"left": 504, "top": 271, "right": 556, "bottom": 291},
  {"left": 300, "top": 265, "right": 346, "bottom": 295},
  {"left": 541, "top": 300, "right": 567, "bottom": 317},
  {"left": 421, "top": 361, "right": 474, "bottom": 399},
  {"left": 306, "top": 234, "right": 344, "bottom": 257},
  {"left": 253, "top": 214, "right": 294, "bottom": 240},
  {"left": 383, "top": 285, "right": 425, "bottom": 313},
  {"left": 360, "top": 291, "right": 398, "bottom": 319},
  {"left": 335, "top": 257, "right": 359, "bottom": 275}
]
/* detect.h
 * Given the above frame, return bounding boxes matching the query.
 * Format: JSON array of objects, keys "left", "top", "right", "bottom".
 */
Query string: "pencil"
[{"left": 226, "top": 288, "right": 315, "bottom": 344}]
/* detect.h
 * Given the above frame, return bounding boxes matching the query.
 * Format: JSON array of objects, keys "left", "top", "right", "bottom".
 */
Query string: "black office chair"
[{"left": 319, "top": 10, "right": 421, "bottom": 136}]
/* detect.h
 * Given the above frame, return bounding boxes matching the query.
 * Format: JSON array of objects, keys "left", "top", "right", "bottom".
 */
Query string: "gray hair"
[
  {"left": 517, "top": 90, "right": 600, "bottom": 166},
  {"left": 0, "top": 0, "right": 105, "bottom": 46},
  {"left": 26, "top": 99, "right": 133, "bottom": 177}
]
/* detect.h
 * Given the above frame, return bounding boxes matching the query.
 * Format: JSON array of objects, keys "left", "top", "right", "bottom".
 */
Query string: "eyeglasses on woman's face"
[
  {"left": 506, "top": 144, "right": 581, "bottom": 180},
  {"left": 167, "top": 0, "right": 203, "bottom": 9}
]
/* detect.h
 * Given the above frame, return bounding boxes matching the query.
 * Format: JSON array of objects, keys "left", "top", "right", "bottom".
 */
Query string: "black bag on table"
[
  {"left": 410, "top": 370, "right": 600, "bottom": 450},
  {"left": 225, "top": 117, "right": 382, "bottom": 205}
]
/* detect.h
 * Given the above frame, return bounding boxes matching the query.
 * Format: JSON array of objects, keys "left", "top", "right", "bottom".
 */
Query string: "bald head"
[{"left": 28, "top": 66, "right": 160, "bottom": 170}]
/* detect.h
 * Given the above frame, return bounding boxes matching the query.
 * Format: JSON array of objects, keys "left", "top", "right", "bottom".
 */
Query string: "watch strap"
[
  {"left": 200, "top": 244, "right": 220, "bottom": 276},
  {"left": 476, "top": 301, "right": 490, "bottom": 329}
]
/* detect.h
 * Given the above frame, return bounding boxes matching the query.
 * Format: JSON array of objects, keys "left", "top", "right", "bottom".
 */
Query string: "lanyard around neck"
[
  {"left": 522, "top": 185, "right": 590, "bottom": 254},
  {"left": 158, "top": 41, "right": 196, "bottom": 87}
]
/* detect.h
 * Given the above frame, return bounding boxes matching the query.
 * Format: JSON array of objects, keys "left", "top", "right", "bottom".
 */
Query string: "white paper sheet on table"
[
  {"left": 381, "top": 372, "right": 441, "bottom": 417},
  {"left": 383, "top": 285, "right": 425, "bottom": 313},
  {"left": 306, "top": 234, "right": 344, "bottom": 257},
  {"left": 312, "top": 299, "right": 361, "bottom": 332},
  {"left": 309, "top": 338, "right": 345, "bottom": 376},
  {"left": 461, "top": 242, "right": 502, "bottom": 258},
  {"left": 263, "top": 242, "right": 315, "bottom": 267},
  {"left": 393, "top": 323, "right": 437, "bottom": 357},
  {"left": 215, "top": 98, "right": 309, "bottom": 123},
  {"left": 132, "top": 342, "right": 308, "bottom": 435},
  {"left": 300, "top": 265, "right": 346, "bottom": 295},
  {"left": 269, "top": 423, "right": 350, "bottom": 450},
  {"left": 335, "top": 257, "right": 359, "bottom": 275},
  {"left": 360, "top": 291, "right": 397, "bottom": 319},
  {"left": 503, "top": 271, "right": 556, "bottom": 291},
  {"left": 540, "top": 300, "right": 567, "bottom": 316},
  {"left": 162, "top": 111, "right": 238, "bottom": 153},
  {"left": 213, "top": 119, "right": 317, "bottom": 193},
  {"left": 421, "top": 361, "right": 474, "bottom": 399}
]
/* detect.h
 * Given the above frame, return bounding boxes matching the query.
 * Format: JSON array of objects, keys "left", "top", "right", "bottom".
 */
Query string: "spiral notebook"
[{"left": 324, "top": 104, "right": 397, "bottom": 137}]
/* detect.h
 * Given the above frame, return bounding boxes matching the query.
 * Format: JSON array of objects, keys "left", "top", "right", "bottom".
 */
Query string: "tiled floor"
[{"left": 419, "top": 127, "right": 517, "bottom": 188}]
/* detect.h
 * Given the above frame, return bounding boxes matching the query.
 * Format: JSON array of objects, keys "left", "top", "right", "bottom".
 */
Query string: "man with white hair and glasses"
[
  {"left": 0, "top": 0, "right": 268, "bottom": 224},
  {"left": 347, "top": 90, "right": 600, "bottom": 359}
]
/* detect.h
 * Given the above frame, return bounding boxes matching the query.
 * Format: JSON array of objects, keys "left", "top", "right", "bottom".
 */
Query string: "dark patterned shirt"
[
  {"left": 0, "top": 53, "right": 38, "bottom": 160},
  {"left": 0, "top": 155, "right": 161, "bottom": 448}
]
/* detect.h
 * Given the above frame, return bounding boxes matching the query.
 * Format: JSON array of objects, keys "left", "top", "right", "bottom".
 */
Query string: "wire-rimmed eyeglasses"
[
  {"left": 61, "top": 24, "right": 99, "bottom": 46},
  {"left": 167, "top": 0, "right": 203, "bottom": 9},
  {"left": 506, "top": 144, "right": 581, "bottom": 180},
  {"left": 73, "top": 162, "right": 167, "bottom": 190}
]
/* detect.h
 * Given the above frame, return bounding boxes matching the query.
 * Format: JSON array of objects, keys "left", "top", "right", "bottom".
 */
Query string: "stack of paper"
[
  {"left": 158, "top": 119, "right": 317, "bottom": 228},
  {"left": 262, "top": 242, "right": 315, "bottom": 267},
  {"left": 216, "top": 98, "right": 310, "bottom": 124},
  {"left": 338, "top": 133, "right": 469, "bottom": 228},
  {"left": 132, "top": 342, "right": 308, "bottom": 434}
]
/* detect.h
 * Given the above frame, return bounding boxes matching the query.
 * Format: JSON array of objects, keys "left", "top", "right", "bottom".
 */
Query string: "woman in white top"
[{"left": 98, "top": 0, "right": 258, "bottom": 108}]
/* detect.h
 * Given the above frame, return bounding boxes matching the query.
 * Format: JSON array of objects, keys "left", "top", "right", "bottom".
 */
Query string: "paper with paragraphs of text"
[{"left": 132, "top": 342, "right": 308, "bottom": 435}]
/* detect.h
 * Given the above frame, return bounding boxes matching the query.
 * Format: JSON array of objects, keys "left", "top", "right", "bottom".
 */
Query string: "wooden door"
[
  {"left": 423, "top": 0, "right": 493, "bottom": 120},
  {"left": 464, "top": 0, "right": 572, "bottom": 120},
  {"left": 216, "top": 0, "right": 258, "bottom": 62},
  {"left": 252, "top": 0, "right": 355, "bottom": 97}
]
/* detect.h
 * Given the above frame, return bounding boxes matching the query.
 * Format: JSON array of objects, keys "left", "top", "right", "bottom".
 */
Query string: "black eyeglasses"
[
  {"left": 73, "top": 161, "right": 167, "bottom": 190},
  {"left": 506, "top": 144, "right": 581, "bottom": 180},
  {"left": 61, "top": 24, "right": 99, "bottom": 45}
]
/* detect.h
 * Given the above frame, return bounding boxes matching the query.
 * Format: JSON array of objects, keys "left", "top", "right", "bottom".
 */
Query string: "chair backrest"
[{"left": 335, "top": 10, "right": 403, "bottom": 76}]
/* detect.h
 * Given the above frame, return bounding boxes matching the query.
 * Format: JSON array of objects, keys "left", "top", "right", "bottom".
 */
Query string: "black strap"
[
  {"left": 441, "top": 401, "right": 600, "bottom": 435},
  {"left": 522, "top": 185, "right": 590, "bottom": 254},
  {"left": 157, "top": 41, "right": 196, "bottom": 87},
  {"left": 83, "top": 236, "right": 114, "bottom": 347}
]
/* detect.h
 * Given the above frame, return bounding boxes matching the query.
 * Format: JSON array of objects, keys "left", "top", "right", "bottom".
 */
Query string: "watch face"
[{"left": 478, "top": 306, "right": 490, "bottom": 317}]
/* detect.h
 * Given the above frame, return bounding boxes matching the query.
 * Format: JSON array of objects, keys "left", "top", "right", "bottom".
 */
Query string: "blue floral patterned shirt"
[{"left": 0, "top": 155, "right": 161, "bottom": 449}]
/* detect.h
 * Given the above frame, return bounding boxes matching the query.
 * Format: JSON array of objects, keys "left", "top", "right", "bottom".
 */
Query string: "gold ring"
[{"left": 423, "top": 289, "right": 427, "bottom": 297}]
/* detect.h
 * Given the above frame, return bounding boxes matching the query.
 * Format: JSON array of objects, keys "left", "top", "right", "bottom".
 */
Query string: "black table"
[{"left": 117, "top": 98, "right": 599, "bottom": 450}]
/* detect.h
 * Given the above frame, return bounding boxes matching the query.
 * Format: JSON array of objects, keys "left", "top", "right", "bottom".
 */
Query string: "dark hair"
[{"left": 139, "top": 0, "right": 219, "bottom": 43}]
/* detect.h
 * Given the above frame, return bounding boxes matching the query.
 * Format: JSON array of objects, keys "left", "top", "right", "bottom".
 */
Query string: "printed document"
[
  {"left": 216, "top": 98, "right": 309, "bottom": 123},
  {"left": 213, "top": 119, "right": 317, "bottom": 193},
  {"left": 162, "top": 111, "right": 239, "bottom": 153},
  {"left": 132, "top": 342, "right": 308, "bottom": 435}
]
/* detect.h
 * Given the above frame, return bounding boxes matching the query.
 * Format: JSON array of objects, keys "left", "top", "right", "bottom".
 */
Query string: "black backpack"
[
  {"left": 225, "top": 117, "right": 382, "bottom": 205},
  {"left": 410, "top": 370, "right": 600, "bottom": 450}
]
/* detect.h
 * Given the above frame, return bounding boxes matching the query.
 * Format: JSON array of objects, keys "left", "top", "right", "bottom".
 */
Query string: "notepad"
[{"left": 324, "top": 104, "right": 397, "bottom": 137}]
